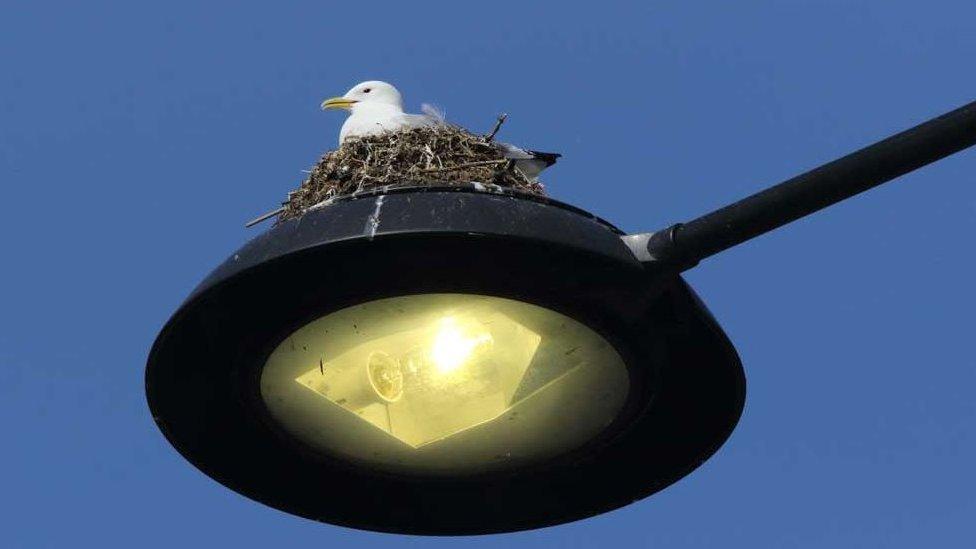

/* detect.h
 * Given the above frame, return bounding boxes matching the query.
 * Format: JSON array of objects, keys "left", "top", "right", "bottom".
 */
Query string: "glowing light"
[
  {"left": 261, "top": 294, "right": 630, "bottom": 475},
  {"left": 430, "top": 317, "right": 493, "bottom": 374},
  {"left": 290, "top": 309, "right": 536, "bottom": 448}
]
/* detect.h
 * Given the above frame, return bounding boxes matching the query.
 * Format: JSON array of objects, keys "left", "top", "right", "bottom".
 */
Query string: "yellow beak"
[{"left": 321, "top": 97, "right": 358, "bottom": 110}]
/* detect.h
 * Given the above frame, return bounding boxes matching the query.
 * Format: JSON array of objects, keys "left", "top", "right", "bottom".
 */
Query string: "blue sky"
[{"left": 2, "top": 1, "right": 975, "bottom": 546}]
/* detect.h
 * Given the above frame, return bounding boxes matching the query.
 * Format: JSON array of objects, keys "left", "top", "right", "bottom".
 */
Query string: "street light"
[{"left": 147, "top": 99, "right": 976, "bottom": 534}]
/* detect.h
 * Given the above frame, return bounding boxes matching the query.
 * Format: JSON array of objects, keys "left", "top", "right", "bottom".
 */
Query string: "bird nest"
[{"left": 277, "top": 124, "right": 547, "bottom": 223}]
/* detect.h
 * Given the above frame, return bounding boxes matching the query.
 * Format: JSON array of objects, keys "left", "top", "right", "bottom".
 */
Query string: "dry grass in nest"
[{"left": 277, "top": 124, "right": 547, "bottom": 223}]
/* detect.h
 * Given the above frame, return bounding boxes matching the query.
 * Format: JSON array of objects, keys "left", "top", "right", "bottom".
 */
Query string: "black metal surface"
[
  {"left": 646, "top": 99, "right": 976, "bottom": 268},
  {"left": 194, "top": 184, "right": 629, "bottom": 303},
  {"left": 146, "top": 188, "right": 745, "bottom": 535}
]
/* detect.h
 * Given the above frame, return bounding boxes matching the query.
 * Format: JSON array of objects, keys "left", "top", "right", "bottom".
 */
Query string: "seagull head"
[{"left": 321, "top": 81, "right": 403, "bottom": 113}]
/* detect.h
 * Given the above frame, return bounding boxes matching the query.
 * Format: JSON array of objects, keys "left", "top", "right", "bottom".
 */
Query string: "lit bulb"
[{"left": 430, "top": 317, "right": 492, "bottom": 374}]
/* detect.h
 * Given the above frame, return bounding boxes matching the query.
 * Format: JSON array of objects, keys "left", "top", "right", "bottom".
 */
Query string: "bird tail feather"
[{"left": 526, "top": 151, "right": 561, "bottom": 167}]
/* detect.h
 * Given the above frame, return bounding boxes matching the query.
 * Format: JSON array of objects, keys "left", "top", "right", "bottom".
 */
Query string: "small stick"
[
  {"left": 420, "top": 159, "right": 507, "bottom": 173},
  {"left": 484, "top": 113, "right": 508, "bottom": 142},
  {"left": 245, "top": 207, "right": 285, "bottom": 228}
]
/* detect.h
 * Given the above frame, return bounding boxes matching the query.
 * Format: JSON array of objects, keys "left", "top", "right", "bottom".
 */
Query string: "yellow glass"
[{"left": 261, "top": 294, "right": 630, "bottom": 475}]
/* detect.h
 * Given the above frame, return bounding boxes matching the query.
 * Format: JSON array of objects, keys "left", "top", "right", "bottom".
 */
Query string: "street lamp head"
[
  {"left": 148, "top": 98, "right": 976, "bottom": 535},
  {"left": 146, "top": 185, "right": 745, "bottom": 534}
]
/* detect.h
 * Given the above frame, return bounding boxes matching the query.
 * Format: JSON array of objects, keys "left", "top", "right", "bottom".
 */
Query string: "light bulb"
[{"left": 366, "top": 351, "right": 403, "bottom": 402}]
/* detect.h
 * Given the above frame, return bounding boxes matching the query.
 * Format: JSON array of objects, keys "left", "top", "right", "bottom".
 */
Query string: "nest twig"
[
  {"left": 274, "top": 120, "right": 547, "bottom": 224},
  {"left": 484, "top": 113, "right": 508, "bottom": 142}
]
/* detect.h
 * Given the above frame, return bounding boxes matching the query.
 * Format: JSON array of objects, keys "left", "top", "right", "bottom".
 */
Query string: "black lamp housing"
[{"left": 147, "top": 186, "right": 745, "bottom": 534}]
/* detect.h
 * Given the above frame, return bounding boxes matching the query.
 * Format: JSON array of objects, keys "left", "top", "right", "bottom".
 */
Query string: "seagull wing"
[
  {"left": 494, "top": 142, "right": 561, "bottom": 180},
  {"left": 395, "top": 105, "right": 559, "bottom": 181}
]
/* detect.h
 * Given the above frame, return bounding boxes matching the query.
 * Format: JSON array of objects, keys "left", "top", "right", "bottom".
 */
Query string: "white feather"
[{"left": 420, "top": 103, "right": 447, "bottom": 123}]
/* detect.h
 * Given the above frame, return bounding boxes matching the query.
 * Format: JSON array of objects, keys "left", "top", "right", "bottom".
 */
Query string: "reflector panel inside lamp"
[{"left": 261, "top": 294, "right": 630, "bottom": 475}]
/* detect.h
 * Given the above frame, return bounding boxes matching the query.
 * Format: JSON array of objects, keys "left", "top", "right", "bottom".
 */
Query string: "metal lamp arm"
[{"left": 627, "top": 99, "right": 976, "bottom": 270}]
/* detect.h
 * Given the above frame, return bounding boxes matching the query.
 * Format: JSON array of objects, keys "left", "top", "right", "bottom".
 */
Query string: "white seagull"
[{"left": 321, "top": 80, "right": 560, "bottom": 180}]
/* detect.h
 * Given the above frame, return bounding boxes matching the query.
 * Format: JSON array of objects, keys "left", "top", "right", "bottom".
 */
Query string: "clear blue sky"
[{"left": 2, "top": 1, "right": 974, "bottom": 547}]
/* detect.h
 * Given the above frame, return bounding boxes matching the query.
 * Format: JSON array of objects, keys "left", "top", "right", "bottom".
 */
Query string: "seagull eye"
[{"left": 363, "top": 88, "right": 371, "bottom": 93}]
